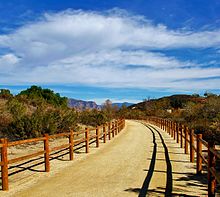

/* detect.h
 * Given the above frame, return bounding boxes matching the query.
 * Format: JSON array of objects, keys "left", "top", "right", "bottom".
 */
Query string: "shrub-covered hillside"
[
  {"left": 125, "top": 94, "right": 220, "bottom": 142},
  {"left": 0, "top": 86, "right": 118, "bottom": 140}
]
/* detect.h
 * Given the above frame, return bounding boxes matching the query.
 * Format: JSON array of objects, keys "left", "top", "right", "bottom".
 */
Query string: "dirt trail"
[{"left": 4, "top": 120, "right": 208, "bottom": 197}]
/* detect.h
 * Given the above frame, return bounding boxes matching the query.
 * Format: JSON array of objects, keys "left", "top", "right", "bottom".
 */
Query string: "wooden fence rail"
[
  {"left": 0, "top": 119, "right": 125, "bottom": 191},
  {"left": 146, "top": 117, "right": 220, "bottom": 197}
]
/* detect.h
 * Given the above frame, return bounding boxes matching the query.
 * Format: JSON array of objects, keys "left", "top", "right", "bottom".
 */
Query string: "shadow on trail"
[
  {"left": 137, "top": 126, "right": 157, "bottom": 197},
  {"left": 148, "top": 124, "right": 173, "bottom": 197},
  {"left": 125, "top": 123, "right": 173, "bottom": 197}
]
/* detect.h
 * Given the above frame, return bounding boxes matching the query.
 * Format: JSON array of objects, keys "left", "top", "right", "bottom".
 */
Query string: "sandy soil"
[{"left": 1, "top": 120, "right": 214, "bottom": 197}]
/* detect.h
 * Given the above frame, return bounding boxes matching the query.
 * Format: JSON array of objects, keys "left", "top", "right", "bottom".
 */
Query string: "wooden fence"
[
  {"left": 0, "top": 119, "right": 125, "bottom": 191},
  {"left": 146, "top": 117, "right": 220, "bottom": 197}
]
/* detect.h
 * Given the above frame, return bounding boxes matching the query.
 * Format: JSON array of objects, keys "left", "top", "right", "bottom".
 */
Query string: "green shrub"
[
  {"left": 0, "top": 89, "right": 13, "bottom": 99},
  {"left": 7, "top": 107, "right": 78, "bottom": 140},
  {"left": 7, "top": 98, "right": 26, "bottom": 120},
  {"left": 79, "top": 109, "right": 108, "bottom": 127},
  {"left": 18, "top": 85, "right": 68, "bottom": 107}
]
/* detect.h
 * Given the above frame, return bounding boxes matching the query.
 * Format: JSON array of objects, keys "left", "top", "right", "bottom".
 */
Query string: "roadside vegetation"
[
  {"left": 122, "top": 94, "right": 220, "bottom": 142},
  {"left": 0, "top": 86, "right": 219, "bottom": 142},
  {"left": 0, "top": 86, "right": 118, "bottom": 140}
]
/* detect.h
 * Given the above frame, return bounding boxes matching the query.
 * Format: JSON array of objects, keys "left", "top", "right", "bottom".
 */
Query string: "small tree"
[
  {"left": 0, "top": 89, "right": 13, "bottom": 99},
  {"left": 102, "top": 99, "right": 119, "bottom": 121}
]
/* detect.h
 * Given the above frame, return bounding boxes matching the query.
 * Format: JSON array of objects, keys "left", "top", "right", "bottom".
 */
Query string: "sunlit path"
[{"left": 9, "top": 121, "right": 207, "bottom": 197}]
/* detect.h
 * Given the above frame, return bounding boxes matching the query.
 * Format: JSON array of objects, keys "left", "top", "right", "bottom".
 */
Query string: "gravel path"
[{"left": 6, "top": 120, "right": 209, "bottom": 196}]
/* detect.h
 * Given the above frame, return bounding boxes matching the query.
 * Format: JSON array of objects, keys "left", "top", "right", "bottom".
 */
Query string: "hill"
[
  {"left": 129, "top": 94, "right": 206, "bottom": 111},
  {"left": 126, "top": 94, "right": 220, "bottom": 142}
]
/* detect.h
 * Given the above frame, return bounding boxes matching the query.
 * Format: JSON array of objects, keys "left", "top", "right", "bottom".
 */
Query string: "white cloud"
[
  {"left": 0, "top": 53, "right": 20, "bottom": 72},
  {"left": 0, "top": 9, "right": 219, "bottom": 91},
  {"left": 1, "top": 10, "right": 220, "bottom": 53}
]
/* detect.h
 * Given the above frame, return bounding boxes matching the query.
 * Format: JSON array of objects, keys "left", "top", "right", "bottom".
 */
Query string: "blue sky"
[{"left": 0, "top": 0, "right": 220, "bottom": 104}]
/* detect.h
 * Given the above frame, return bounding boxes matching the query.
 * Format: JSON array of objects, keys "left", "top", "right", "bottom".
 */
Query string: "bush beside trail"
[{"left": 0, "top": 87, "right": 119, "bottom": 140}]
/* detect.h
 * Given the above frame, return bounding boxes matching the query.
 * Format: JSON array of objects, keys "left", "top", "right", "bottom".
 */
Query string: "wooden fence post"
[
  {"left": 112, "top": 122, "right": 115, "bottom": 138},
  {"left": 1, "top": 138, "right": 9, "bottom": 191},
  {"left": 177, "top": 123, "right": 179, "bottom": 143},
  {"left": 115, "top": 120, "right": 118, "bottom": 135},
  {"left": 103, "top": 124, "right": 106, "bottom": 143},
  {"left": 169, "top": 121, "right": 171, "bottom": 135},
  {"left": 117, "top": 120, "right": 120, "bottom": 134},
  {"left": 173, "top": 123, "right": 176, "bottom": 140},
  {"left": 208, "top": 141, "right": 216, "bottom": 197},
  {"left": 168, "top": 121, "right": 170, "bottom": 135},
  {"left": 69, "top": 129, "right": 74, "bottom": 160},
  {"left": 185, "top": 126, "right": 189, "bottom": 154},
  {"left": 164, "top": 120, "right": 166, "bottom": 132},
  {"left": 190, "top": 129, "right": 195, "bottom": 162},
  {"left": 165, "top": 120, "right": 167, "bottom": 132},
  {"left": 166, "top": 120, "right": 168, "bottom": 132},
  {"left": 180, "top": 124, "right": 183, "bottom": 148},
  {"left": 171, "top": 122, "right": 173, "bottom": 138},
  {"left": 196, "top": 134, "right": 202, "bottom": 174},
  {"left": 117, "top": 120, "right": 120, "bottom": 133},
  {"left": 44, "top": 134, "right": 50, "bottom": 172},
  {"left": 85, "top": 128, "right": 89, "bottom": 153},
  {"left": 96, "top": 126, "right": 100, "bottom": 148},
  {"left": 170, "top": 121, "right": 172, "bottom": 135},
  {"left": 108, "top": 122, "right": 111, "bottom": 140},
  {"left": 170, "top": 121, "right": 172, "bottom": 136}
]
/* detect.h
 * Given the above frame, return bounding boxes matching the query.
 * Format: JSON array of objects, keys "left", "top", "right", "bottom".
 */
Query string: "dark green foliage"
[
  {"left": 7, "top": 107, "right": 78, "bottom": 140},
  {"left": 117, "top": 105, "right": 146, "bottom": 119},
  {"left": 79, "top": 109, "right": 108, "bottom": 127},
  {"left": 18, "top": 86, "right": 68, "bottom": 107},
  {"left": 6, "top": 98, "right": 26, "bottom": 120},
  {"left": 181, "top": 96, "right": 220, "bottom": 142},
  {"left": 170, "top": 97, "right": 183, "bottom": 109},
  {"left": 0, "top": 89, "right": 13, "bottom": 99},
  {"left": 0, "top": 86, "right": 77, "bottom": 140},
  {"left": 117, "top": 105, "right": 128, "bottom": 118}
]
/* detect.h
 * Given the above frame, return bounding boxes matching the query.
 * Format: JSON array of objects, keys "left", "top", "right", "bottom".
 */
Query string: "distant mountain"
[
  {"left": 68, "top": 99, "right": 134, "bottom": 110},
  {"left": 68, "top": 99, "right": 100, "bottom": 110},
  {"left": 112, "top": 102, "right": 134, "bottom": 108}
]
